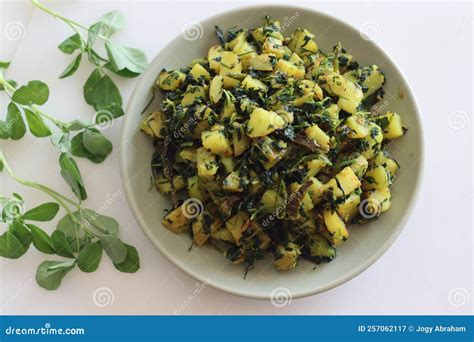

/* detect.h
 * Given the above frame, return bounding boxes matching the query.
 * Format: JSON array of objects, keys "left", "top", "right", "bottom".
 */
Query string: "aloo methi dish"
[{"left": 140, "top": 16, "right": 406, "bottom": 273}]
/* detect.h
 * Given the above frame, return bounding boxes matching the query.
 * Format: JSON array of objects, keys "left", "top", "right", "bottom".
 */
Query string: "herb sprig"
[
  {"left": 0, "top": 151, "right": 139, "bottom": 290},
  {"left": 32, "top": 0, "right": 148, "bottom": 120},
  {"left": 0, "top": 63, "right": 111, "bottom": 200}
]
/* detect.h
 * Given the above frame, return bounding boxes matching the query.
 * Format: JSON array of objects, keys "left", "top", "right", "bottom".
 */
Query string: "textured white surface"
[{"left": 0, "top": 0, "right": 472, "bottom": 315}]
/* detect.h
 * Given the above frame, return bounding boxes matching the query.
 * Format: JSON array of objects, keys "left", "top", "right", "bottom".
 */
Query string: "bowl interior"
[{"left": 120, "top": 5, "right": 423, "bottom": 299}]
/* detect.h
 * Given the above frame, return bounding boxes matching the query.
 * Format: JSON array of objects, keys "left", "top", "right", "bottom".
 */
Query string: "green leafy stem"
[
  {"left": 32, "top": 0, "right": 149, "bottom": 119},
  {"left": 0, "top": 65, "right": 113, "bottom": 201},
  {"left": 0, "top": 151, "right": 139, "bottom": 290}
]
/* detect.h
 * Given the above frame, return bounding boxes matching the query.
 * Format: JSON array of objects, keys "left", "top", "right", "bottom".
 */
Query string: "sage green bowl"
[{"left": 120, "top": 5, "right": 424, "bottom": 300}]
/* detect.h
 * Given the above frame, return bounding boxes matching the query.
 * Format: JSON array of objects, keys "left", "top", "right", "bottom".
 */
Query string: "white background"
[{"left": 0, "top": 0, "right": 472, "bottom": 315}]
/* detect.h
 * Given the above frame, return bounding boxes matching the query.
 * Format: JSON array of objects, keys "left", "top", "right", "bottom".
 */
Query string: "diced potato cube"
[
  {"left": 362, "top": 165, "right": 391, "bottom": 191},
  {"left": 274, "top": 243, "right": 301, "bottom": 270},
  {"left": 364, "top": 188, "right": 391, "bottom": 214},
  {"left": 305, "top": 125, "right": 330, "bottom": 152},
  {"left": 307, "top": 177, "right": 325, "bottom": 205},
  {"left": 181, "top": 85, "right": 206, "bottom": 106},
  {"left": 247, "top": 108, "right": 286, "bottom": 138},
  {"left": 208, "top": 45, "right": 223, "bottom": 72},
  {"left": 349, "top": 154, "right": 369, "bottom": 178},
  {"left": 336, "top": 167, "right": 362, "bottom": 195},
  {"left": 251, "top": 136, "right": 287, "bottom": 170},
  {"left": 226, "top": 212, "right": 250, "bottom": 244},
  {"left": 196, "top": 147, "right": 218, "bottom": 178},
  {"left": 248, "top": 54, "right": 275, "bottom": 71},
  {"left": 378, "top": 112, "right": 405, "bottom": 140},
  {"left": 336, "top": 192, "right": 361, "bottom": 222},
  {"left": 345, "top": 115, "right": 369, "bottom": 139},
  {"left": 192, "top": 213, "right": 219, "bottom": 246},
  {"left": 306, "top": 155, "right": 331, "bottom": 178},
  {"left": 223, "top": 171, "right": 244, "bottom": 192},
  {"left": 323, "top": 209, "right": 349, "bottom": 245},
  {"left": 162, "top": 205, "right": 190, "bottom": 234},
  {"left": 140, "top": 111, "right": 167, "bottom": 139},
  {"left": 187, "top": 176, "right": 208, "bottom": 202},
  {"left": 275, "top": 59, "right": 305, "bottom": 79},
  {"left": 209, "top": 75, "right": 223, "bottom": 104},
  {"left": 157, "top": 70, "right": 185, "bottom": 91},
  {"left": 242, "top": 75, "right": 268, "bottom": 91},
  {"left": 262, "top": 37, "right": 286, "bottom": 58},
  {"left": 337, "top": 81, "right": 363, "bottom": 114},
  {"left": 232, "top": 122, "right": 251, "bottom": 156},
  {"left": 361, "top": 123, "right": 384, "bottom": 160},
  {"left": 372, "top": 151, "right": 399, "bottom": 178},
  {"left": 288, "top": 28, "right": 318, "bottom": 54},
  {"left": 307, "top": 234, "right": 336, "bottom": 260},
  {"left": 189, "top": 63, "right": 210, "bottom": 81},
  {"left": 201, "top": 125, "right": 233, "bottom": 157},
  {"left": 226, "top": 30, "right": 247, "bottom": 50}
]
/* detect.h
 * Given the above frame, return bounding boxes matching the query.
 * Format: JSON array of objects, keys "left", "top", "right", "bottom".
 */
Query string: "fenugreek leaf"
[
  {"left": 100, "top": 235, "right": 127, "bottom": 264},
  {"left": 76, "top": 242, "right": 102, "bottom": 272},
  {"left": 36, "top": 260, "right": 75, "bottom": 290},
  {"left": 104, "top": 41, "right": 148, "bottom": 76},
  {"left": 24, "top": 108, "right": 52, "bottom": 137},
  {"left": 51, "top": 230, "right": 75, "bottom": 258},
  {"left": 28, "top": 224, "right": 55, "bottom": 254},
  {"left": 113, "top": 244, "right": 139, "bottom": 273},
  {"left": 58, "top": 153, "right": 87, "bottom": 201},
  {"left": 12, "top": 81, "right": 49, "bottom": 106},
  {"left": 58, "top": 33, "right": 82, "bottom": 54},
  {"left": 82, "top": 128, "right": 113, "bottom": 157},
  {"left": 23, "top": 202, "right": 60, "bottom": 222},
  {"left": 83, "top": 69, "right": 123, "bottom": 118},
  {"left": 59, "top": 53, "right": 82, "bottom": 79},
  {"left": 6, "top": 102, "right": 26, "bottom": 140},
  {"left": 99, "top": 11, "right": 125, "bottom": 37}
]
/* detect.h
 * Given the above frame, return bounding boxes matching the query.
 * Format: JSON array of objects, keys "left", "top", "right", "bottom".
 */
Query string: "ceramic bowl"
[{"left": 120, "top": 5, "right": 424, "bottom": 299}]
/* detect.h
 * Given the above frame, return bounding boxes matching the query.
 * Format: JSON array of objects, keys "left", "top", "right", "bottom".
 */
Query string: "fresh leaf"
[
  {"left": 28, "top": 224, "right": 55, "bottom": 254},
  {"left": 9, "top": 221, "right": 32, "bottom": 250},
  {"left": 0, "top": 230, "right": 26, "bottom": 259},
  {"left": 0, "top": 61, "right": 11, "bottom": 69},
  {"left": 6, "top": 102, "right": 26, "bottom": 140},
  {"left": 87, "top": 22, "right": 109, "bottom": 46},
  {"left": 70, "top": 132, "right": 107, "bottom": 163},
  {"left": 12, "top": 81, "right": 49, "bottom": 106},
  {"left": 82, "top": 128, "right": 113, "bottom": 157},
  {"left": 36, "top": 260, "right": 75, "bottom": 290},
  {"left": 100, "top": 235, "right": 127, "bottom": 264},
  {"left": 59, "top": 53, "right": 82, "bottom": 79},
  {"left": 59, "top": 153, "right": 87, "bottom": 200},
  {"left": 24, "top": 108, "right": 52, "bottom": 137},
  {"left": 51, "top": 132, "right": 71, "bottom": 152},
  {"left": 99, "top": 11, "right": 125, "bottom": 37},
  {"left": 51, "top": 230, "right": 75, "bottom": 258},
  {"left": 23, "top": 202, "right": 60, "bottom": 221},
  {"left": 113, "top": 244, "right": 140, "bottom": 273},
  {"left": 56, "top": 212, "right": 83, "bottom": 239},
  {"left": 105, "top": 41, "right": 148, "bottom": 75},
  {"left": 0, "top": 121, "right": 10, "bottom": 139},
  {"left": 76, "top": 242, "right": 102, "bottom": 272},
  {"left": 58, "top": 33, "right": 82, "bottom": 54},
  {"left": 83, "top": 69, "right": 123, "bottom": 118},
  {"left": 81, "top": 209, "right": 119, "bottom": 236}
]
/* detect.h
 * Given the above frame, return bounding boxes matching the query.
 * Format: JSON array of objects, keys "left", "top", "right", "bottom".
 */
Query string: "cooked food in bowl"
[{"left": 140, "top": 16, "right": 406, "bottom": 273}]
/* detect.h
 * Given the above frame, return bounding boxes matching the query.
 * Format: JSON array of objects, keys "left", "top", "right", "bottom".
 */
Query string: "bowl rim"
[{"left": 119, "top": 3, "right": 425, "bottom": 300}]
